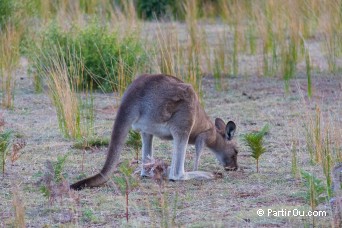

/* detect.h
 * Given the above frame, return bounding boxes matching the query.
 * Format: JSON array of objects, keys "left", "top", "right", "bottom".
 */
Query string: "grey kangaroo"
[{"left": 70, "top": 74, "right": 238, "bottom": 190}]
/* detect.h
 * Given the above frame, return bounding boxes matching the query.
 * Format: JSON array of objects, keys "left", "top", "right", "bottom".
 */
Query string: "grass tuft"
[
  {"left": 0, "top": 23, "right": 21, "bottom": 109},
  {"left": 35, "top": 45, "right": 93, "bottom": 139}
]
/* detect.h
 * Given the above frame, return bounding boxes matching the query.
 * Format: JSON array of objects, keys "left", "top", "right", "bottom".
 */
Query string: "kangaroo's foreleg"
[
  {"left": 193, "top": 136, "right": 205, "bottom": 171},
  {"left": 169, "top": 132, "right": 215, "bottom": 180}
]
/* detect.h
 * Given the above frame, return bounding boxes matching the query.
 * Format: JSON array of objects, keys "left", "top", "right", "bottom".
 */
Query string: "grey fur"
[{"left": 70, "top": 74, "right": 238, "bottom": 190}]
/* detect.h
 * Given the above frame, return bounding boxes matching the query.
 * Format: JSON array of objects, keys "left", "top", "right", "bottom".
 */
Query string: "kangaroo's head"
[{"left": 214, "top": 118, "right": 238, "bottom": 171}]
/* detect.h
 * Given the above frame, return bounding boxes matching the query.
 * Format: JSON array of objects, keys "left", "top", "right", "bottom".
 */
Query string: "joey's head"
[{"left": 213, "top": 118, "right": 238, "bottom": 171}]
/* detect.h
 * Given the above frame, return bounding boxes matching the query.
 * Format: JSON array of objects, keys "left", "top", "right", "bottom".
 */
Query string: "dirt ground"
[
  {"left": 1, "top": 54, "right": 341, "bottom": 227},
  {"left": 1, "top": 20, "right": 342, "bottom": 226}
]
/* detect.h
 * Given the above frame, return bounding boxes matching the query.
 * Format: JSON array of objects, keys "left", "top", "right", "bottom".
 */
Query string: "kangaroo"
[{"left": 70, "top": 74, "right": 238, "bottom": 190}]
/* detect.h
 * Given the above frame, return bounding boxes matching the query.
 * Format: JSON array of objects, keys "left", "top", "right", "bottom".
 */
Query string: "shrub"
[
  {"left": 33, "top": 20, "right": 148, "bottom": 92},
  {"left": 0, "top": 0, "right": 40, "bottom": 28},
  {"left": 137, "top": 0, "right": 171, "bottom": 20},
  {"left": 0, "top": 0, "right": 15, "bottom": 29},
  {"left": 35, "top": 45, "right": 95, "bottom": 139},
  {"left": 136, "top": 0, "right": 219, "bottom": 21}
]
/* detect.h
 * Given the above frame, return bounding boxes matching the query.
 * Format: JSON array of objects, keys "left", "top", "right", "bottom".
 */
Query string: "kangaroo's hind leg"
[
  {"left": 140, "top": 132, "right": 153, "bottom": 177},
  {"left": 168, "top": 131, "right": 188, "bottom": 180}
]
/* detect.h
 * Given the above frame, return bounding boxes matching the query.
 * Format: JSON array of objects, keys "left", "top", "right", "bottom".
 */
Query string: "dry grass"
[
  {"left": 35, "top": 47, "right": 89, "bottom": 139},
  {"left": 0, "top": 23, "right": 21, "bottom": 109},
  {"left": 18, "top": 0, "right": 342, "bottom": 82},
  {"left": 156, "top": 23, "right": 179, "bottom": 76},
  {"left": 11, "top": 184, "right": 25, "bottom": 228}
]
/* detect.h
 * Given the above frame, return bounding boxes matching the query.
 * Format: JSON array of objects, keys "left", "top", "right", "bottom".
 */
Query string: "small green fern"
[
  {"left": 113, "top": 160, "right": 139, "bottom": 222},
  {"left": 243, "top": 124, "right": 269, "bottom": 173},
  {"left": 54, "top": 153, "right": 69, "bottom": 183},
  {"left": 300, "top": 170, "right": 327, "bottom": 210},
  {"left": 0, "top": 130, "right": 12, "bottom": 175},
  {"left": 126, "top": 130, "right": 142, "bottom": 160}
]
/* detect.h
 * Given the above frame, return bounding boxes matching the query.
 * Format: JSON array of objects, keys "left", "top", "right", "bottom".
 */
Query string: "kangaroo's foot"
[
  {"left": 140, "top": 168, "right": 151, "bottom": 178},
  {"left": 169, "top": 170, "right": 216, "bottom": 181},
  {"left": 140, "top": 170, "right": 151, "bottom": 178},
  {"left": 184, "top": 171, "right": 216, "bottom": 180}
]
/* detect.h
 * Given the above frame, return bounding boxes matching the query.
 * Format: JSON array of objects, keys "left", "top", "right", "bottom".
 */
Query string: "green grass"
[
  {"left": 305, "top": 47, "right": 312, "bottom": 98},
  {"left": 30, "top": 19, "right": 149, "bottom": 93},
  {"left": 0, "top": 0, "right": 15, "bottom": 29},
  {"left": 73, "top": 137, "right": 110, "bottom": 150}
]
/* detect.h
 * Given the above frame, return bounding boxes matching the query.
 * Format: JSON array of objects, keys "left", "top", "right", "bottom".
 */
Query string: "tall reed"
[
  {"left": 0, "top": 23, "right": 21, "bottom": 109},
  {"left": 320, "top": 0, "right": 342, "bottom": 73},
  {"left": 304, "top": 46, "right": 312, "bottom": 98},
  {"left": 303, "top": 102, "right": 342, "bottom": 203},
  {"left": 184, "top": 0, "right": 203, "bottom": 99},
  {"left": 12, "top": 185, "right": 25, "bottom": 228},
  {"left": 213, "top": 0, "right": 341, "bottom": 85},
  {"left": 156, "top": 23, "right": 180, "bottom": 76}
]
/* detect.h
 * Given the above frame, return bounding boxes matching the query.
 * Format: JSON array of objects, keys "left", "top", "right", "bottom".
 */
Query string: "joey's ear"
[
  {"left": 215, "top": 118, "right": 226, "bottom": 134},
  {"left": 226, "top": 121, "right": 236, "bottom": 140}
]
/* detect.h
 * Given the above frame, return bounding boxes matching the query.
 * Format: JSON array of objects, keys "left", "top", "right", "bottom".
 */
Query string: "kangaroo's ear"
[
  {"left": 226, "top": 121, "right": 236, "bottom": 140},
  {"left": 215, "top": 118, "right": 226, "bottom": 134}
]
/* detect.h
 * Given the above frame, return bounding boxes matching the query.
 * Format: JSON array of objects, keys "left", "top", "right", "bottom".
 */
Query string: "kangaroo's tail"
[{"left": 70, "top": 102, "right": 134, "bottom": 190}]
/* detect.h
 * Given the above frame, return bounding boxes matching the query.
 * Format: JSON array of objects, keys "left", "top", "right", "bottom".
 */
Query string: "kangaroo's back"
[{"left": 70, "top": 74, "right": 197, "bottom": 190}]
